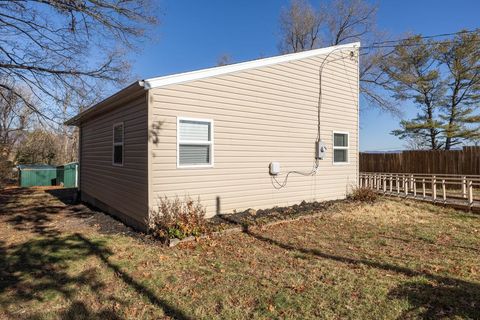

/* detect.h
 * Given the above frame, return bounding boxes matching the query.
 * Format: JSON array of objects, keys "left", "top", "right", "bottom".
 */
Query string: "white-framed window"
[
  {"left": 177, "top": 117, "right": 214, "bottom": 168},
  {"left": 112, "top": 122, "right": 124, "bottom": 166},
  {"left": 333, "top": 131, "right": 349, "bottom": 164}
]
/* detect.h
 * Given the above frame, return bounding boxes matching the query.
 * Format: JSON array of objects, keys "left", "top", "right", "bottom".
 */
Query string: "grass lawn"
[{"left": 0, "top": 188, "right": 479, "bottom": 319}]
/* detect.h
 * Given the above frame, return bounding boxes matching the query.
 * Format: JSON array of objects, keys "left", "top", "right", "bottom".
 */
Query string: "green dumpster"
[{"left": 18, "top": 164, "right": 57, "bottom": 187}]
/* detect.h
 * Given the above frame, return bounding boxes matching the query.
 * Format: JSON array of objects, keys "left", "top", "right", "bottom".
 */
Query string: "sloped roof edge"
[
  {"left": 65, "top": 81, "right": 144, "bottom": 126},
  {"left": 142, "top": 42, "right": 360, "bottom": 89}
]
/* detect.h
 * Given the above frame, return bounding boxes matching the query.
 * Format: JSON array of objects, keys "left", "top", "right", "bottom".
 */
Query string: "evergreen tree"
[
  {"left": 383, "top": 32, "right": 480, "bottom": 149},
  {"left": 382, "top": 36, "right": 445, "bottom": 149},
  {"left": 437, "top": 32, "right": 480, "bottom": 149}
]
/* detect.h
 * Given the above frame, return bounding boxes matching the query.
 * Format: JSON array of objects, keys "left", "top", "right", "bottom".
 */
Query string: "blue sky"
[{"left": 130, "top": 0, "right": 480, "bottom": 151}]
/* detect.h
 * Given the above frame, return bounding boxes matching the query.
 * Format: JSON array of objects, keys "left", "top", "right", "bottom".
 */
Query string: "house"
[{"left": 66, "top": 42, "right": 360, "bottom": 231}]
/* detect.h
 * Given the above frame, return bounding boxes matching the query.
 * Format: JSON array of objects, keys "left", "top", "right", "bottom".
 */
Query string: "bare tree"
[
  {"left": 0, "top": 0, "right": 158, "bottom": 124},
  {"left": 277, "top": 0, "right": 398, "bottom": 114},
  {"left": 217, "top": 54, "right": 233, "bottom": 66},
  {"left": 324, "top": 0, "right": 378, "bottom": 46},
  {"left": 15, "top": 129, "right": 59, "bottom": 165},
  {"left": 0, "top": 85, "right": 32, "bottom": 182},
  {"left": 0, "top": 85, "right": 32, "bottom": 159},
  {"left": 278, "top": 0, "right": 324, "bottom": 53},
  {"left": 403, "top": 135, "right": 431, "bottom": 150}
]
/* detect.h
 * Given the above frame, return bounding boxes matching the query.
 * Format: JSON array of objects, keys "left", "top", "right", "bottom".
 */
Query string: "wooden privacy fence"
[
  {"left": 360, "top": 147, "right": 480, "bottom": 175},
  {"left": 359, "top": 172, "right": 480, "bottom": 210}
]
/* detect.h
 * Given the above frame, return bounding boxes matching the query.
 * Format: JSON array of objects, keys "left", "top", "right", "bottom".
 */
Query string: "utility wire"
[
  {"left": 361, "top": 29, "right": 480, "bottom": 50},
  {"left": 361, "top": 39, "right": 480, "bottom": 50},
  {"left": 370, "top": 29, "right": 479, "bottom": 46}
]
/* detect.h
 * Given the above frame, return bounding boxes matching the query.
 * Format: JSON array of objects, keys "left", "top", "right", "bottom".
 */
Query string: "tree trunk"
[
  {"left": 445, "top": 138, "right": 451, "bottom": 150},
  {"left": 426, "top": 103, "right": 438, "bottom": 150}
]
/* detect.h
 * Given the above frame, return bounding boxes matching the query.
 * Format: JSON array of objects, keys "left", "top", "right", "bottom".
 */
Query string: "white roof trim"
[{"left": 142, "top": 42, "right": 360, "bottom": 89}]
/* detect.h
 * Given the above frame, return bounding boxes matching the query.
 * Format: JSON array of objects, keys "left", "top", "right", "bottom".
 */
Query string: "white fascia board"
[{"left": 142, "top": 42, "right": 360, "bottom": 89}]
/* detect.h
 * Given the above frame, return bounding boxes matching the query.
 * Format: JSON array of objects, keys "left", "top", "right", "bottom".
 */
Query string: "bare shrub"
[
  {"left": 148, "top": 195, "right": 207, "bottom": 241},
  {"left": 348, "top": 186, "right": 378, "bottom": 203}
]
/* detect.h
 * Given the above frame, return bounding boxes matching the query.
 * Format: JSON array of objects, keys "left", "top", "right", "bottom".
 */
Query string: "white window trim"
[
  {"left": 333, "top": 131, "right": 349, "bottom": 165},
  {"left": 112, "top": 122, "right": 124, "bottom": 167},
  {"left": 176, "top": 117, "right": 214, "bottom": 169}
]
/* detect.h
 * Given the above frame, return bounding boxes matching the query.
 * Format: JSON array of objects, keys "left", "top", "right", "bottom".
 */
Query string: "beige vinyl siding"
[
  {"left": 80, "top": 92, "right": 149, "bottom": 227},
  {"left": 149, "top": 50, "right": 358, "bottom": 217}
]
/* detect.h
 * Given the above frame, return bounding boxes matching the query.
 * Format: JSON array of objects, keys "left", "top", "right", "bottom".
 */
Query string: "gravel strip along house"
[{"left": 66, "top": 42, "right": 360, "bottom": 231}]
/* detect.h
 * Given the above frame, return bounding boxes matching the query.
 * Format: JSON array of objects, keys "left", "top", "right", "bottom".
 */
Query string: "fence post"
[
  {"left": 462, "top": 176, "right": 467, "bottom": 198},
  {"left": 442, "top": 179, "right": 446, "bottom": 204},
  {"left": 467, "top": 179, "right": 473, "bottom": 209},
  {"left": 389, "top": 174, "right": 393, "bottom": 193},
  {"left": 422, "top": 178, "right": 426, "bottom": 199},
  {"left": 410, "top": 174, "right": 414, "bottom": 189},
  {"left": 396, "top": 175, "right": 400, "bottom": 194},
  {"left": 432, "top": 176, "right": 437, "bottom": 202},
  {"left": 403, "top": 176, "right": 410, "bottom": 197},
  {"left": 404, "top": 175, "right": 409, "bottom": 196},
  {"left": 383, "top": 175, "right": 387, "bottom": 193},
  {"left": 413, "top": 177, "right": 417, "bottom": 197}
]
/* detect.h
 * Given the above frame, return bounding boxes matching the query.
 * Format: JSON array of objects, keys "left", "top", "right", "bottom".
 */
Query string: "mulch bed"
[
  {"left": 166, "top": 199, "right": 343, "bottom": 247},
  {"left": 215, "top": 200, "right": 338, "bottom": 227}
]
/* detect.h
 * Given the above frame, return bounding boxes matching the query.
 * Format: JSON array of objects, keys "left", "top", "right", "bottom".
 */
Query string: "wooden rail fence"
[
  {"left": 360, "top": 146, "right": 480, "bottom": 175},
  {"left": 359, "top": 172, "right": 480, "bottom": 210}
]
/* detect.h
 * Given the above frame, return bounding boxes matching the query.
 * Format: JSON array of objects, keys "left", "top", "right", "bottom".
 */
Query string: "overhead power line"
[
  {"left": 370, "top": 29, "right": 479, "bottom": 46},
  {"left": 360, "top": 29, "right": 480, "bottom": 50}
]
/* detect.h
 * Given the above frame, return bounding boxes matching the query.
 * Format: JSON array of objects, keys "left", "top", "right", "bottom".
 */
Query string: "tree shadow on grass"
[
  {"left": 242, "top": 229, "right": 480, "bottom": 320},
  {"left": 0, "top": 233, "right": 192, "bottom": 319},
  {"left": 0, "top": 188, "right": 192, "bottom": 320},
  {"left": 0, "top": 188, "right": 82, "bottom": 237},
  {"left": 0, "top": 235, "right": 120, "bottom": 319},
  {"left": 389, "top": 279, "right": 480, "bottom": 319}
]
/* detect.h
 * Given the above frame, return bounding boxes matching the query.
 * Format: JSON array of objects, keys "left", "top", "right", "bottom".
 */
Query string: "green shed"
[
  {"left": 17, "top": 162, "right": 79, "bottom": 188},
  {"left": 56, "top": 162, "right": 79, "bottom": 188},
  {"left": 18, "top": 164, "right": 57, "bottom": 187}
]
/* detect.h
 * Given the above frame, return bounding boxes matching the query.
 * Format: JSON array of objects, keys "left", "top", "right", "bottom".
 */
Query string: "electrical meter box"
[
  {"left": 269, "top": 162, "right": 280, "bottom": 175},
  {"left": 315, "top": 140, "right": 327, "bottom": 159}
]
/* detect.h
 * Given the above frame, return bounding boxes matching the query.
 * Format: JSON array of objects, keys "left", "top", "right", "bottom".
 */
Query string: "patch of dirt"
[{"left": 0, "top": 187, "right": 137, "bottom": 239}]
